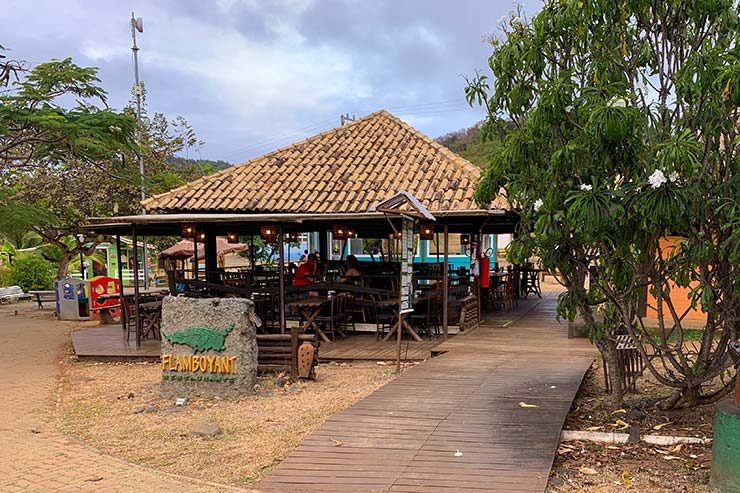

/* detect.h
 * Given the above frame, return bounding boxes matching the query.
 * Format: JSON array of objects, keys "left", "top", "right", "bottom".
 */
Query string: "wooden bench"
[
  {"left": 256, "top": 334, "right": 319, "bottom": 379},
  {"left": 89, "top": 304, "right": 122, "bottom": 325},
  {"left": 458, "top": 295, "right": 479, "bottom": 331},
  {"left": 603, "top": 333, "right": 645, "bottom": 393},
  {"left": 0, "top": 286, "right": 32, "bottom": 304},
  {"left": 28, "top": 290, "right": 56, "bottom": 309}
]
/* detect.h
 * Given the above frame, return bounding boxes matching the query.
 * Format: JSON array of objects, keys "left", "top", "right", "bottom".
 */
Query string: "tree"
[
  {"left": 0, "top": 51, "right": 137, "bottom": 171},
  {"left": 1, "top": 53, "right": 216, "bottom": 279},
  {"left": 468, "top": 1, "right": 740, "bottom": 409}
]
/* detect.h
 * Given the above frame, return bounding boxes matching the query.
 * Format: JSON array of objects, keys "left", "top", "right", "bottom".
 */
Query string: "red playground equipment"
[{"left": 89, "top": 276, "right": 121, "bottom": 320}]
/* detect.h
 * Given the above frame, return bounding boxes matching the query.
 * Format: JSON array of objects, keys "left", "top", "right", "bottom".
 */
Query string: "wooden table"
[
  {"left": 286, "top": 297, "right": 332, "bottom": 343},
  {"left": 379, "top": 298, "right": 424, "bottom": 343}
]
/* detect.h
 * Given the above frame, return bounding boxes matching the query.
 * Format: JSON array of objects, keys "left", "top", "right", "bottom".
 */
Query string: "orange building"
[{"left": 645, "top": 236, "right": 704, "bottom": 322}]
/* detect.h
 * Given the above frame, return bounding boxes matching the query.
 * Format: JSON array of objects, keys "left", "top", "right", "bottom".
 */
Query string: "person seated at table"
[
  {"left": 341, "top": 255, "right": 362, "bottom": 284},
  {"left": 294, "top": 253, "right": 318, "bottom": 287}
]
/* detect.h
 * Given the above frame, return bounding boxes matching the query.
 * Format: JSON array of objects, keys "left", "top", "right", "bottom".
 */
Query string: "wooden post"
[
  {"left": 131, "top": 224, "right": 141, "bottom": 349},
  {"left": 443, "top": 224, "right": 449, "bottom": 340},
  {"left": 192, "top": 238, "right": 198, "bottom": 280},
  {"left": 116, "top": 235, "right": 125, "bottom": 332},
  {"left": 278, "top": 226, "right": 294, "bottom": 377},
  {"left": 205, "top": 227, "right": 218, "bottom": 284},
  {"left": 396, "top": 311, "right": 403, "bottom": 375}
]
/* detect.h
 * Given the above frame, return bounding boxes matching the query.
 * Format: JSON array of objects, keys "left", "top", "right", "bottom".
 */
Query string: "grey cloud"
[{"left": 2, "top": 0, "right": 541, "bottom": 161}]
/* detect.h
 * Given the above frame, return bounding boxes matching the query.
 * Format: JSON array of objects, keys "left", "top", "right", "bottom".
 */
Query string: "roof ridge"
[{"left": 376, "top": 110, "right": 482, "bottom": 178}]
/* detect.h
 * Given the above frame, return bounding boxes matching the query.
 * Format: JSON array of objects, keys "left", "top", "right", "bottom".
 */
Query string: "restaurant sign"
[{"left": 160, "top": 296, "right": 258, "bottom": 396}]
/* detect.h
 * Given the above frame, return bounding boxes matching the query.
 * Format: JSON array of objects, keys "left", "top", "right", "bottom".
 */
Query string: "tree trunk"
[
  {"left": 596, "top": 337, "right": 626, "bottom": 410},
  {"left": 56, "top": 252, "right": 74, "bottom": 279}
]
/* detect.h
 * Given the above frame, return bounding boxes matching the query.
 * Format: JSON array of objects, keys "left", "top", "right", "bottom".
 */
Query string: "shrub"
[{"left": 8, "top": 254, "right": 55, "bottom": 291}]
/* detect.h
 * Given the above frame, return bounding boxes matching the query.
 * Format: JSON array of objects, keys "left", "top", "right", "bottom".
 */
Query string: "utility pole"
[
  {"left": 340, "top": 113, "right": 355, "bottom": 126},
  {"left": 131, "top": 12, "right": 148, "bottom": 288}
]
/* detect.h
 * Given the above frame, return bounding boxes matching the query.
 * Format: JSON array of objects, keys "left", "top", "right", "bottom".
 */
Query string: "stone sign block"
[{"left": 160, "top": 296, "right": 258, "bottom": 397}]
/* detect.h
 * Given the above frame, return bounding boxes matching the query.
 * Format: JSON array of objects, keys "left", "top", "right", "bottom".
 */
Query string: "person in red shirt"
[{"left": 293, "top": 253, "right": 317, "bottom": 287}]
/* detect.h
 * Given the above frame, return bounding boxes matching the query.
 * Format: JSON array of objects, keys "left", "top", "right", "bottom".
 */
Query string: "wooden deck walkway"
[{"left": 259, "top": 292, "right": 595, "bottom": 493}]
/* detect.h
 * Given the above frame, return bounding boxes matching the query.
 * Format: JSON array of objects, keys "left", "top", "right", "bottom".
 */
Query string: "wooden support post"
[
  {"left": 192, "top": 238, "right": 198, "bottom": 280},
  {"left": 278, "top": 226, "right": 294, "bottom": 377},
  {"left": 205, "top": 227, "right": 218, "bottom": 284},
  {"left": 443, "top": 224, "right": 449, "bottom": 340},
  {"left": 396, "top": 311, "right": 403, "bottom": 375},
  {"left": 116, "top": 235, "right": 125, "bottom": 332},
  {"left": 131, "top": 224, "right": 141, "bottom": 349},
  {"left": 319, "top": 229, "right": 328, "bottom": 263}
]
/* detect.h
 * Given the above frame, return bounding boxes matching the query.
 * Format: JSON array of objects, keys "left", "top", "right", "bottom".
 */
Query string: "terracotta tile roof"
[{"left": 142, "top": 110, "right": 508, "bottom": 214}]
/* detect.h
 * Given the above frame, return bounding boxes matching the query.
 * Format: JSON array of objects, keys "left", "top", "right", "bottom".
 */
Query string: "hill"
[{"left": 437, "top": 123, "right": 503, "bottom": 168}]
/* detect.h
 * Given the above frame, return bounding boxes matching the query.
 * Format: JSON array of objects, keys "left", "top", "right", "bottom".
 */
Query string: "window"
[{"left": 428, "top": 234, "right": 465, "bottom": 255}]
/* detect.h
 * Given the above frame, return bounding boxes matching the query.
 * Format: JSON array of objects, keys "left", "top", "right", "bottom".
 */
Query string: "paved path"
[
  {"left": 0, "top": 306, "right": 246, "bottom": 492},
  {"left": 260, "top": 292, "right": 595, "bottom": 493}
]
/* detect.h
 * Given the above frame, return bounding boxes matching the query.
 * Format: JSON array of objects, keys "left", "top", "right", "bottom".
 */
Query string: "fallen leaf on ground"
[
  {"left": 662, "top": 455, "right": 682, "bottom": 461},
  {"left": 614, "top": 418, "right": 630, "bottom": 431},
  {"left": 579, "top": 467, "right": 598, "bottom": 475},
  {"left": 669, "top": 443, "right": 684, "bottom": 453},
  {"left": 557, "top": 446, "right": 574, "bottom": 455},
  {"left": 653, "top": 421, "right": 672, "bottom": 431},
  {"left": 611, "top": 409, "right": 627, "bottom": 415},
  {"left": 586, "top": 426, "right": 602, "bottom": 431},
  {"left": 518, "top": 401, "right": 539, "bottom": 408},
  {"left": 621, "top": 470, "right": 633, "bottom": 485},
  {"left": 330, "top": 438, "right": 343, "bottom": 447}
]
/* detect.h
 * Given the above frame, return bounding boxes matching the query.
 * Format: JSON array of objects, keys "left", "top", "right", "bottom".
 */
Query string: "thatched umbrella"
[{"left": 158, "top": 237, "right": 247, "bottom": 261}]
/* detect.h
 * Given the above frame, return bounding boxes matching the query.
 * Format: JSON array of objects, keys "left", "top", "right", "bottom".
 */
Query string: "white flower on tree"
[
  {"left": 668, "top": 171, "right": 679, "bottom": 182},
  {"left": 608, "top": 97, "right": 628, "bottom": 107},
  {"left": 533, "top": 198, "right": 543, "bottom": 211},
  {"left": 580, "top": 183, "right": 593, "bottom": 191},
  {"left": 648, "top": 169, "right": 667, "bottom": 189}
]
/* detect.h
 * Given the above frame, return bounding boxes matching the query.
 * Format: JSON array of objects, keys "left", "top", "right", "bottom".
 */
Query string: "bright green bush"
[
  {"left": 8, "top": 254, "right": 55, "bottom": 291},
  {"left": 0, "top": 265, "right": 10, "bottom": 287}
]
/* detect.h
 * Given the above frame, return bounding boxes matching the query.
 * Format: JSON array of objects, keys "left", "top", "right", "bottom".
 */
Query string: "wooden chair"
[
  {"left": 315, "top": 293, "right": 349, "bottom": 341},
  {"left": 410, "top": 291, "right": 442, "bottom": 338},
  {"left": 139, "top": 301, "right": 163, "bottom": 340},
  {"left": 121, "top": 295, "right": 137, "bottom": 342},
  {"left": 371, "top": 293, "right": 396, "bottom": 340}
]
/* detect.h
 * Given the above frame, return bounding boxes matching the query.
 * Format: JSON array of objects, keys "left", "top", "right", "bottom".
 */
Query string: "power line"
[{"left": 216, "top": 99, "right": 476, "bottom": 162}]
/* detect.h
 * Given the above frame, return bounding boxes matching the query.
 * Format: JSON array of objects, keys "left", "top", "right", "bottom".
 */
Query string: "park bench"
[
  {"left": 28, "top": 290, "right": 56, "bottom": 309},
  {"left": 0, "top": 286, "right": 32, "bottom": 304}
]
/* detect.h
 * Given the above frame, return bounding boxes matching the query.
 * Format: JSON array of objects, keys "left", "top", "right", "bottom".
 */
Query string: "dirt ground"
[
  {"left": 547, "top": 359, "right": 716, "bottom": 492},
  {"left": 55, "top": 360, "right": 395, "bottom": 487}
]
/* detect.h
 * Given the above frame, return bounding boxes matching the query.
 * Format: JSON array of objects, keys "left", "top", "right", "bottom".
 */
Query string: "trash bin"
[{"left": 54, "top": 278, "right": 90, "bottom": 320}]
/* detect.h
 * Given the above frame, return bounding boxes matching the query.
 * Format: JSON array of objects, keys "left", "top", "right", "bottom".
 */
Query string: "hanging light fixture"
[
  {"left": 393, "top": 230, "right": 402, "bottom": 240},
  {"left": 287, "top": 231, "right": 299, "bottom": 243},
  {"left": 419, "top": 223, "right": 434, "bottom": 240},
  {"left": 226, "top": 231, "right": 239, "bottom": 244},
  {"left": 260, "top": 225, "right": 277, "bottom": 243},
  {"left": 181, "top": 223, "right": 196, "bottom": 238},
  {"left": 460, "top": 234, "right": 471, "bottom": 246},
  {"left": 332, "top": 224, "right": 347, "bottom": 240},
  {"left": 195, "top": 230, "right": 206, "bottom": 242},
  {"left": 346, "top": 227, "right": 356, "bottom": 238}
]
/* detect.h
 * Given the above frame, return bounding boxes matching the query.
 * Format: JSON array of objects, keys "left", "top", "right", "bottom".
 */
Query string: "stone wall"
[{"left": 160, "top": 296, "right": 258, "bottom": 397}]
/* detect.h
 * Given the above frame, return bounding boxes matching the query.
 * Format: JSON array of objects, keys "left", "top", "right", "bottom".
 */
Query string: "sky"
[{"left": 2, "top": 0, "right": 540, "bottom": 163}]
